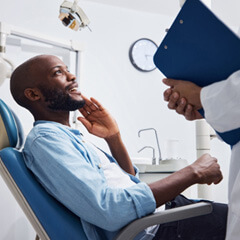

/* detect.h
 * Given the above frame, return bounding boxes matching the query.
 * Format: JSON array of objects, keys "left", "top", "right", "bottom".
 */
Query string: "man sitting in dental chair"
[{"left": 10, "top": 55, "right": 227, "bottom": 240}]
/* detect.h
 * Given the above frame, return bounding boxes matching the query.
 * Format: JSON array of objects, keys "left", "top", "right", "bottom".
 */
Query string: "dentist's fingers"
[
  {"left": 163, "top": 88, "right": 172, "bottom": 102},
  {"left": 185, "top": 105, "right": 194, "bottom": 120},
  {"left": 175, "top": 98, "right": 187, "bottom": 115},
  {"left": 163, "top": 88, "right": 188, "bottom": 114},
  {"left": 167, "top": 92, "right": 180, "bottom": 109},
  {"left": 184, "top": 104, "right": 203, "bottom": 121},
  {"left": 162, "top": 78, "right": 179, "bottom": 87}
]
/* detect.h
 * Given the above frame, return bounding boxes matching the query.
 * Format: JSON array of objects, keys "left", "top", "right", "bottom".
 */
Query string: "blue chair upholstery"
[
  {"left": 0, "top": 99, "right": 87, "bottom": 240},
  {"left": 0, "top": 99, "right": 213, "bottom": 240},
  {"left": 0, "top": 99, "right": 21, "bottom": 149}
]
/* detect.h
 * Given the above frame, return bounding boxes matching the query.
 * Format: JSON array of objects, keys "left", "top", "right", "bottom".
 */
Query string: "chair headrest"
[{"left": 0, "top": 99, "right": 24, "bottom": 150}]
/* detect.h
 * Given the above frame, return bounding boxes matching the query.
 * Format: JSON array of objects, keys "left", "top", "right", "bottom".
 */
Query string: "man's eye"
[{"left": 54, "top": 70, "right": 62, "bottom": 75}]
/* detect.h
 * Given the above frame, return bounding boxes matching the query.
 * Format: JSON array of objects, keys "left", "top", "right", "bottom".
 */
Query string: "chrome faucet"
[
  {"left": 138, "top": 146, "right": 156, "bottom": 165},
  {"left": 138, "top": 128, "right": 162, "bottom": 162}
]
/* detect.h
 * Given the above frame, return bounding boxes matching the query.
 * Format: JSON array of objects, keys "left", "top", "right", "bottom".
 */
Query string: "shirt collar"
[{"left": 34, "top": 120, "right": 83, "bottom": 136}]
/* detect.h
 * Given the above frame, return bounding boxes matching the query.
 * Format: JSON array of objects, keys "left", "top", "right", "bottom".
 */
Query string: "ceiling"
[
  {"left": 85, "top": 0, "right": 240, "bottom": 26},
  {"left": 85, "top": 0, "right": 181, "bottom": 16}
]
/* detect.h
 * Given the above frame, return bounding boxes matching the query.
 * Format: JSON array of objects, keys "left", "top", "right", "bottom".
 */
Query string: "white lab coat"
[{"left": 201, "top": 70, "right": 240, "bottom": 240}]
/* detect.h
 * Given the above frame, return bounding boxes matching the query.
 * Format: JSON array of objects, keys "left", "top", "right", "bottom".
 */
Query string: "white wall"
[
  {"left": 0, "top": 0, "right": 233, "bottom": 239},
  {"left": 212, "top": 0, "right": 240, "bottom": 28}
]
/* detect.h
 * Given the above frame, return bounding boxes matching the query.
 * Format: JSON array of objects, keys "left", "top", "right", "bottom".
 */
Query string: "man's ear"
[{"left": 24, "top": 88, "right": 41, "bottom": 101}]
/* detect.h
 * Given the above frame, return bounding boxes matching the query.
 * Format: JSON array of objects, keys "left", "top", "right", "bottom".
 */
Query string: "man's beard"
[{"left": 39, "top": 87, "right": 85, "bottom": 111}]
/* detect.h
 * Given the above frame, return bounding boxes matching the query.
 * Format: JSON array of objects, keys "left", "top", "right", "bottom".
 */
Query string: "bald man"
[{"left": 10, "top": 55, "right": 227, "bottom": 240}]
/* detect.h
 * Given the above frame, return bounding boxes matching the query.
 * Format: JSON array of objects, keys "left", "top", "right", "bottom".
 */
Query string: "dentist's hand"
[
  {"left": 77, "top": 96, "right": 119, "bottom": 140},
  {"left": 163, "top": 78, "right": 202, "bottom": 109},
  {"left": 163, "top": 79, "right": 203, "bottom": 121}
]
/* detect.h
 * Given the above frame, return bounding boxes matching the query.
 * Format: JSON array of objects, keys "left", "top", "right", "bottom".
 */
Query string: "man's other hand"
[{"left": 191, "top": 153, "right": 223, "bottom": 185}]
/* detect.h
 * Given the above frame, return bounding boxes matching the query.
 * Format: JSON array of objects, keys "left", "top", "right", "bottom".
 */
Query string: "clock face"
[{"left": 129, "top": 38, "right": 158, "bottom": 72}]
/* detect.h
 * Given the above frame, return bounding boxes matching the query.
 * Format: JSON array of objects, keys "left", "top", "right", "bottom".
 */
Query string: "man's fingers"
[
  {"left": 77, "top": 117, "right": 92, "bottom": 131},
  {"left": 79, "top": 108, "right": 89, "bottom": 118},
  {"left": 90, "top": 97, "right": 104, "bottom": 111},
  {"left": 214, "top": 174, "right": 223, "bottom": 184},
  {"left": 81, "top": 95, "right": 98, "bottom": 111}
]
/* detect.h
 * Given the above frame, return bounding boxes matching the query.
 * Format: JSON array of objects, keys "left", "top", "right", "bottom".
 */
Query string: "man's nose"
[{"left": 66, "top": 71, "right": 76, "bottom": 81}]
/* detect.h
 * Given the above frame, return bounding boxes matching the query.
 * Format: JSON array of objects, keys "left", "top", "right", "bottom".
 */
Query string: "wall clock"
[{"left": 129, "top": 38, "right": 158, "bottom": 72}]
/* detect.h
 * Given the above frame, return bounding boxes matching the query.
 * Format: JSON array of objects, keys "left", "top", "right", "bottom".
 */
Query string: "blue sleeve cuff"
[
  {"left": 125, "top": 182, "right": 156, "bottom": 218},
  {"left": 133, "top": 164, "right": 140, "bottom": 179}
]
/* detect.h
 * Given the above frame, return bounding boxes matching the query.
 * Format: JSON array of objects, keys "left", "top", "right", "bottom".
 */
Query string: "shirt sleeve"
[
  {"left": 201, "top": 70, "right": 240, "bottom": 133},
  {"left": 23, "top": 130, "right": 156, "bottom": 232}
]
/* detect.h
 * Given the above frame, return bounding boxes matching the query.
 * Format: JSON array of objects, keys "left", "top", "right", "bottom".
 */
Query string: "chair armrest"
[{"left": 114, "top": 202, "right": 212, "bottom": 240}]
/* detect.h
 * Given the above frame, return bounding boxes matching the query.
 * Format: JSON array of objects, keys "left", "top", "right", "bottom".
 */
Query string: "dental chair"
[{"left": 0, "top": 98, "right": 213, "bottom": 240}]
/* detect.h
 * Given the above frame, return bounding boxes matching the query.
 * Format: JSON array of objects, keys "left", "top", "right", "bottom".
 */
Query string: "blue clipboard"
[{"left": 154, "top": 0, "right": 240, "bottom": 146}]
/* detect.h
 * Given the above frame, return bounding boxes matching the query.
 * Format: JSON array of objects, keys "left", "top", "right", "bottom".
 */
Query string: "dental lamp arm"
[
  {"left": 0, "top": 31, "right": 14, "bottom": 85},
  {"left": 74, "top": 4, "right": 90, "bottom": 28},
  {"left": 71, "top": 0, "right": 80, "bottom": 12}
]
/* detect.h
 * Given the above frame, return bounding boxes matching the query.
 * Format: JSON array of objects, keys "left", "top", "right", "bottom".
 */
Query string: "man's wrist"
[
  {"left": 187, "top": 164, "right": 203, "bottom": 184},
  {"left": 105, "top": 132, "right": 121, "bottom": 144},
  {"left": 181, "top": 165, "right": 199, "bottom": 185}
]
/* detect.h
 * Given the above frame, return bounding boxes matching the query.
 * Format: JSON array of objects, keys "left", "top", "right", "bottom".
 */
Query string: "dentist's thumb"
[{"left": 162, "top": 78, "right": 179, "bottom": 87}]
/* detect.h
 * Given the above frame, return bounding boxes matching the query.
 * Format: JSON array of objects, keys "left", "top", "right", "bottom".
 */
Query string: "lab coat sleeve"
[
  {"left": 23, "top": 130, "right": 156, "bottom": 232},
  {"left": 201, "top": 70, "right": 240, "bottom": 133}
]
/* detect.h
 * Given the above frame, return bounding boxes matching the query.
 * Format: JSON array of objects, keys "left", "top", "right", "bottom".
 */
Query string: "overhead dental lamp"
[
  {"left": 59, "top": 0, "right": 90, "bottom": 31},
  {"left": 0, "top": 29, "right": 14, "bottom": 86},
  {"left": 0, "top": 56, "right": 14, "bottom": 86}
]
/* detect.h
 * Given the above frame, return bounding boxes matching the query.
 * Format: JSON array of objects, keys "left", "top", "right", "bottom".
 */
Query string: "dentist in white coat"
[{"left": 162, "top": 70, "right": 240, "bottom": 240}]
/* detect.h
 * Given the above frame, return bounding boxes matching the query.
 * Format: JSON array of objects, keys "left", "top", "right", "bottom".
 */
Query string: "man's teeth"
[{"left": 70, "top": 88, "right": 78, "bottom": 92}]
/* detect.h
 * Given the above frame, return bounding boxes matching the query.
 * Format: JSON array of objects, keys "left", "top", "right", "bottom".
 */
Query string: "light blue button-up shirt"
[{"left": 23, "top": 121, "right": 156, "bottom": 240}]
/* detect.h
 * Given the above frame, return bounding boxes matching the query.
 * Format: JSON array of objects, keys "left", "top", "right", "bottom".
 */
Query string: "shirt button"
[{"left": 166, "top": 201, "right": 172, "bottom": 207}]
